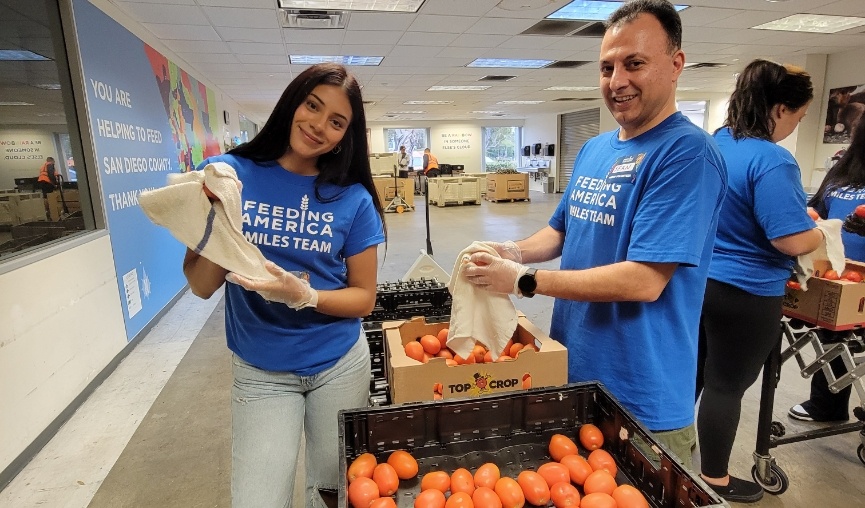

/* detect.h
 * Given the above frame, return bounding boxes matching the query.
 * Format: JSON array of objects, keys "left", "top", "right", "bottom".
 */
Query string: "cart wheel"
[
  {"left": 857, "top": 444, "right": 865, "bottom": 466},
  {"left": 751, "top": 464, "right": 789, "bottom": 495},
  {"left": 770, "top": 421, "right": 786, "bottom": 438}
]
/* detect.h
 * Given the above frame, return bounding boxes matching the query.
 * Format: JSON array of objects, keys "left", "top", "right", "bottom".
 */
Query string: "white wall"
[{"left": 0, "top": 234, "right": 128, "bottom": 471}]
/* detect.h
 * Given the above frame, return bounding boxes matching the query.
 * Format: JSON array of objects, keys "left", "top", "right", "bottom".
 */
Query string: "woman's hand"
[{"left": 226, "top": 261, "right": 318, "bottom": 309}]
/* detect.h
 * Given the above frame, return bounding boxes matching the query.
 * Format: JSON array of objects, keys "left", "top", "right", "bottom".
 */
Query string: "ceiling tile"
[
  {"left": 436, "top": 46, "right": 485, "bottom": 59},
  {"left": 169, "top": 39, "right": 232, "bottom": 53},
  {"left": 679, "top": 7, "right": 744, "bottom": 27},
  {"left": 398, "top": 31, "right": 458, "bottom": 46},
  {"left": 347, "top": 12, "right": 414, "bottom": 31},
  {"left": 217, "top": 27, "right": 283, "bottom": 43},
  {"left": 342, "top": 30, "right": 402, "bottom": 46},
  {"left": 449, "top": 33, "right": 509, "bottom": 48},
  {"left": 419, "top": 0, "right": 498, "bottom": 17},
  {"left": 237, "top": 54, "right": 293, "bottom": 64},
  {"left": 338, "top": 45, "right": 393, "bottom": 57},
  {"left": 465, "top": 17, "right": 535, "bottom": 35},
  {"left": 228, "top": 42, "right": 286, "bottom": 55},
  {"left": 115, "top": 2, "right": 209, "bottom": 25},
  {"left": 201, "top": 6, "right": 278, "bottom": 28},
  {"left": 181, "top": 52, "right": 240, "bottom": 63},
  {"left": 143, "top": 23, "right": 222, "bottom": 41},
  {"left": 283, "top": 29, "right": 346, "bottom": 45},
  {"left": 196, "top": 0, "right": 273, "bottom": 7},
  {"left": 284, "top": 44, "right": 343, "bottom": 55},
  {"left": 408, "top": 15, "right": 478, "bottom": 34}
]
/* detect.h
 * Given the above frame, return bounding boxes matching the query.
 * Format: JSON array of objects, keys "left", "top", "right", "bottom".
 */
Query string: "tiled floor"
[{"left": 1, "top": 190, "right": 864, "bottom": 507}]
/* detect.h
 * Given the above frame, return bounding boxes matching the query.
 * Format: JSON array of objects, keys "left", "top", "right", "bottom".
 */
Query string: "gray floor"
[{"left": 20, "top": 190, "right": 865, "bottom": 507}]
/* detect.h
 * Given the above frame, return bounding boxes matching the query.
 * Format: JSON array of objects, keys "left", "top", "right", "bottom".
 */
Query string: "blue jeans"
[{"left": 231, "top": 333, "right": 370, "bottom": 508}]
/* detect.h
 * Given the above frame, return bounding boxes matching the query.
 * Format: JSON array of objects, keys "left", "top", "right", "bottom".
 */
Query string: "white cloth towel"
[
  {"left": 794, "top": 219, "right": 846, "bottom": 290},
  {"left": 138, "top": 162, "right": 275, "bottom": 282},
  {"left": 446, "top": 241, "right": 519, "bottom": 360}
]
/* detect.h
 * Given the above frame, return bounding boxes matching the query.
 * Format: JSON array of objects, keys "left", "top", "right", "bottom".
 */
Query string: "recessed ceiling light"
[
  {"left": 33, "top": 83, "right": 61, "bottom": 90},
  {"left": 752, "top": 14, "right": 865, "bottom": 33},
  {"left": 543, "top": 86, "right": 599, "bottom": 91},
  {"left": 428, "top": 85, "right": 491, "bottom": 91},
  {"left": 0, "top": 50, "right": 51, "bottom": 61},
  {"left": 289, "top": 55, "right": 383, "bottom": 65},
  {"left": 386, "top": 111, "right": 425, "bottom": 114},
  {"left": 496, "top": 100, "right": 545, "bottom": 105},
  {"left": 470, "top": 111, "right": 505, "bottom": 114},
  {"left": 0, "top": 101, "right": 35, "bottom": 106},
  {"left": 547, "top": 1, "right": 688, "bottom": 21},
  {"left": 468, "top": 58, "right": 553, "bottom": 69},
  {"left": 277, "top": 0, "right": 423, "bottom": 12},
  {"left": 404, "top": 100, "right": 453, "bottom": 105}
]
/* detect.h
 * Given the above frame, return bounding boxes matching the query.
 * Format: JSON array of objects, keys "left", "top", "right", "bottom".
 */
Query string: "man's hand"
[
  {"left": 483, "top": 240, "right": 522, "bottom": 263},
  {"left": 463, "top": 251, "right": 529, "bottom": 295},
  {"left": 226, "top": 261, "right": 318, "bottom": 309}
]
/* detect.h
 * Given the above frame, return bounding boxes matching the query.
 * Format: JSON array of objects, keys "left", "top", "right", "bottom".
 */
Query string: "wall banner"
[{"left": 72, "top": 0, "right": 221, "bottom": 340}]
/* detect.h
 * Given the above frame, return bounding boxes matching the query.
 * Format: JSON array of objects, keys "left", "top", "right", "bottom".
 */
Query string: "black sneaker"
[
  {"left": 788, "top": 403, "right": 849, "bottom": 422},
  {"left": 704, "top": 476, "right": 764, "bottom": 503}
]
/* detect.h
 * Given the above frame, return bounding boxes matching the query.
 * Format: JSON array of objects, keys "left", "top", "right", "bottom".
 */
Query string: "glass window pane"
[
  {"left": 384, "top": 128, "right": 428, "bottom": 169},
  {"left": 482, "top": 126, "right": 520, "bottom": 172}
]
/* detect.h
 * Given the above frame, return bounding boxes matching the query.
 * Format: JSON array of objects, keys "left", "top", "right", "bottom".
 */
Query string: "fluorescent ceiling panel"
[
  {"left": 497, "top": 100, "right": 545, "bottom": 105},
  {"left": 544, "top": 86, "right": 599, "bottom": 91},
  {"left": 0, "top": 101, "right": 35, "bottom": 106},
  {"left": 289, "top": 55, "right": 383, "bottom": 65},
  {"left": 277, "top": 0, "right": 423, "bottom": 12},
  {"left": 33, "top": 84, "right": 62, "bottom": 90},
  {"left": 404, "top": 100, "right": 452, "bottom": 104},
  {"left": 0, "top": 50, "right": 50, "bottom": 61},
  {"left": 428, "top": 85, "right": 491, "bottom": 91},
  {"left": 751, "top": 14, "right": 865, "bottom": 34},
  {"left": 468, "top": 58, "right": 553, "bottom": 69},
  {"left": 548, "top": 1, "right": 688, "bottom": 21}
]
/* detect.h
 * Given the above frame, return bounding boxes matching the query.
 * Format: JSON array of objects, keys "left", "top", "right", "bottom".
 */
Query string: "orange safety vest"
[
  {"left": 38, "top": 161, "right": 56, "bottom": 184},
  {"left": 424, "top": 153, "right": 439, "bottom": 174}
]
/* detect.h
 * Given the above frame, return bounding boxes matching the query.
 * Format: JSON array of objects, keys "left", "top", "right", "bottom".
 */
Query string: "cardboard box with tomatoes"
[
  {"left": 783, "top": 259, "right": 865, "bottom": 330},
  {"left": 382, "top": 314, "right": 568, "bottom": 404}
]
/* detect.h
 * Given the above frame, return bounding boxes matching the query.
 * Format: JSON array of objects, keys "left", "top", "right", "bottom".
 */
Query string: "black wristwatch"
[{"left": 518, "top": 268, "right": 538, "bottom": 298}]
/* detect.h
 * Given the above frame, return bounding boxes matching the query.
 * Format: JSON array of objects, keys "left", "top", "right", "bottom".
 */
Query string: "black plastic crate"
[{"left": 338, "top": 382, "right": 727, "bottom": 508}]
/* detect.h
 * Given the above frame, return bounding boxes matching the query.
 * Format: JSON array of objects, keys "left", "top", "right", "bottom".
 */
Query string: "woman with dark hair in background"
[
  {"left": 789, "top": 121, "right": 865, "bottom": 423},
  {"left": 695, "top": 59, "right": 824, "bottom": 503},
  {"left": 183, "top": 63, "right": 386, "bottom": 508}
]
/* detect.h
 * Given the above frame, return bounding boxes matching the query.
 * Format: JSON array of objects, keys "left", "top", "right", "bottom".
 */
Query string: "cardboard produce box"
[
  {"left": 383, "top": 314, "right": 567, "bottom": 404},
  {"left": 783, "top": 259, "right": 865, "bottom": 330},
  {"left": 373, "top": 176, "right": 413, "bottom": 208},
  {"left": 486, "top": 172, "right": 529, "bottom": 201}
]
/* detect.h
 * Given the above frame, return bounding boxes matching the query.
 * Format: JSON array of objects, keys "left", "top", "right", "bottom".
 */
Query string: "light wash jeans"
[{"left": 231, "top": 333, "right": 370, "bottom": 508}]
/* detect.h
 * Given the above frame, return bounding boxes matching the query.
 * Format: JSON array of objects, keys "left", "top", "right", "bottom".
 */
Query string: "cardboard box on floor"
[
  {"left": 486, "top": 173, "right": 529, "bottom": 201},
  {"left": 383, "top": 314, "right": 567, "bottom": 404},
  {"left": 783, "top": 259, "right": 865, "bottom": 330}
]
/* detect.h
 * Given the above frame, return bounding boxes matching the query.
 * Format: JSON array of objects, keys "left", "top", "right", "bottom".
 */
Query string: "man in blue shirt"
[{"left": 464, "top": 0, "right": 727, "bottom": 467}]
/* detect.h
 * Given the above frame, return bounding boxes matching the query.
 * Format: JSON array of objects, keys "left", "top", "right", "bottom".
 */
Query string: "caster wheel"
[
  {"left": 857, "top": 444, "right": 865, "bottom": 466},
  {"left": 770, "top": 421, "right": 786, "bottom": 438},
  {"left": 751, "top": 464, "right": 789, "bottom": 495}
]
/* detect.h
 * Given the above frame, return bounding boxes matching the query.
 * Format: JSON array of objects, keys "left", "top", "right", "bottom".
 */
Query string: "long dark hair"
[
  {"left": 810, "top": 123, "right": 865, "bottom": 208},
  {"left": 723, "top": 59, "right": 813, "bottom": 141},
  {"left": 229, "top": 63, "right": 385, "bottom": 236}
]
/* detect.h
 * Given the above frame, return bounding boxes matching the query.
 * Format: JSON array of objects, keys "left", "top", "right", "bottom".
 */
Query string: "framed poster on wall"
[{"left": 824, "top": 84, "right": 865, "bottom": 144}]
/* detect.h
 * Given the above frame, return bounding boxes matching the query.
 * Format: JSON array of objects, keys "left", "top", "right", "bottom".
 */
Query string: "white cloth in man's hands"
[
  {"left": 794, "top": 219, "right": 846, "bottom": 290},
  {"left": 226, "top": 261, "right": 318, "bottom": 310},
  {"left": 446, "top": 241, "right": 519, "bottom": 360}
]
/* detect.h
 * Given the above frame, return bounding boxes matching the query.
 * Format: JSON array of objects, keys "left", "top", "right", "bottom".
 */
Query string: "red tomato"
[
  {"left": 421, "top": 471, "right": 450, "bottom": 493},
  {"left": 583, "top": 470, "right": 617, "bottom": 496},
  {"left": 824, "top": 269, "right": 841, "bottom": 280},
  {"left": 370, "top": 498, "right": 397, "bottom": 508},
  {"left": 536, "top": 462, "right": 570, "bottom": 488},
  {"left": 517, "top": 471, "right": 550, "bottom": 506},
  {"left": 548, "top": 434, "right": 578, "bottom": 461},
  {"left": 472, "top": 487, "right": 503, "bottom": 508},
  {"left": 414, "top": 489, "right": 446, "bottom": 508},
  {"left": 473, "top": 463, "right": 501, "bottom": 490},
  {"left": 579, "top": 423, "right": 604, "bottom": 451},
  {"left": 842, "top": 270, "right": 863, "bottom": 283},
  {"left": 580, "top": 492, "right": 617, "bottom": 508},
  {"left": 405, "top": 342, "right": 425, "bottom": 362},
  {"left": 450, "top": 468, "right": 476, "bottom": 496},
  {"left": 372, "top": 463, "right": 400, "bottom": 497},
  {"left": 587, "top": 449, "right": 617, "bottom": 477},
  {"left": 549, "top": 482, "right": 581, "bottom": 508},
  {"left": 348, "top": 477, "right": 381, "bottom": 508},
  {"left": 786, "top": 280, "right": 802, "bottom": 290},
  {"left": 856, "top": 204, "right": 865, "bottom": 218},
  {"left": 559, "top": 454, "right": 593, "bottom": 485},
  {"left": 494, "top": 477, "right": 525, "bottom": 508},
  {"left": 347, "top": 453, "right": 377, "bottom": 483},
  {"left": 445, "top": 492, "right": 474, "bottom": 508},
  {"left": 420, "top": 335, "right": 442, "bottom": 355},
  {"left": 611, "top": 484, "right": 650, "bottom": 508},
  {"left": 387, "top": 450, "right": 419, "bottom": 479},
  {"left": 437, "top": 328, "right": 449, "bottom": 348}
]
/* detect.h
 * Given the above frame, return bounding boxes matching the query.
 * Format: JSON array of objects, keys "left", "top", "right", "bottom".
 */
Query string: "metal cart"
[{"left": 751, "top": 317, "right": 865, "bottom": 494}]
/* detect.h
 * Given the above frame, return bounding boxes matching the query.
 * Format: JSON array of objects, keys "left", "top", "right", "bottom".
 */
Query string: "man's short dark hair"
[{"left": 606, "top": 0, "right": 682, "bottom": 54}]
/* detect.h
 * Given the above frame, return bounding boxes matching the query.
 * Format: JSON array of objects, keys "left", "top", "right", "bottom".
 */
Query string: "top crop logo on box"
[
  {"left": 605, "top": 153, "right": 645, "bottom": 184},
  {"left": 448, "top": 372, "right": 519, "bottom": 396}
]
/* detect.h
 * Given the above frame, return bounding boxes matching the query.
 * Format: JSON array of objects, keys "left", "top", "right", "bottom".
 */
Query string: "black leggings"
[{"left": 696, "top": 279, "right": 782, "bottom": 478}]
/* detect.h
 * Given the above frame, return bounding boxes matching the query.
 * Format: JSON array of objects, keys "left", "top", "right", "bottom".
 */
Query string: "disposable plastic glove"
[
  {"left": 226, "top": 261, "right": 318, "bottom": 310},
  {"left": 483, "top": 240, "right": 522, "bottom": 263},
  {"left": 463, "top": 251, "right": 529, "bottom": 295}
]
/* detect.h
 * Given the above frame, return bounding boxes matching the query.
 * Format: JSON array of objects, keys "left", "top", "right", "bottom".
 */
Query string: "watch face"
[{"left": 519, "top": 270, "right": 537, "bottom": 295}]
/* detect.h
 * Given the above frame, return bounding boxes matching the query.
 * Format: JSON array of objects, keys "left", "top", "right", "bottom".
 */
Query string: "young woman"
[
  {"left": 182, "top": 63, "right": 385, "bottom": 508},
  {"left": 695, "top": 59, "right": 823, "bottom": 503},
  {"left": 789, "top": 121, "right": 865, "bottom": 423}
]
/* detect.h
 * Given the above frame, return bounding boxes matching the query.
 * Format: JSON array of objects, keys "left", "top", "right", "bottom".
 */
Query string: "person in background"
[
  {"left": 66, "top": 156, "right": 77, "bottom": 182},
  {"left": 695, "top": 59, "right": 823, "bottom": 503},
  {"left": 422, "top": 147, "right": 440, "bottom": 178},
  {"left": 182, "top": 63, "right": 386, "bottom": 508},
  {"left": 397, "top": 145, "right": 410, "bottom": 173},
  {"left": 463, "top": 0, "right": 727, "bottom": 467},
  {"left": 37, "top": 156, "right": 58, "bottom": 197},
  {"left": 789, "top": 121, "right": 865, "bottom": 423}
]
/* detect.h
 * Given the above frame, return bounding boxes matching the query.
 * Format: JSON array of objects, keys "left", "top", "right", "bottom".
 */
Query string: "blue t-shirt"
[
  {"left": 815, "top": 185, "right": 865, "bottom": 262},
  {"left": 708, "top": 128, "right": 814, "bottom": 296},
  {"left": 548, "top": 112, "right": 727, "bottom": 431},
  {"left": 198, "top": 154, "right": 385, "bottom": 375}
]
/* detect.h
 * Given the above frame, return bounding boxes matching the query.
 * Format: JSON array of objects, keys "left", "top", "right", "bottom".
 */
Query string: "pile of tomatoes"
[
  {"left": 346, "top": 423, "right": 649, "bottom": 508},
  {"left": 403, "top": 328, "right": 540, "bottom": 366}
]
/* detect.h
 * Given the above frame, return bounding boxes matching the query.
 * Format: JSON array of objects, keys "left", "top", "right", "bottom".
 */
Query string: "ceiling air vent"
[
  {"left": 545, "top": 60, "right": 592, "bottom": 69},
  {"left": 280, "top": 10, "right": 349, "bottom": 29},
  {"left": 570, "top": 22, "right": 606, "bottom": 38},
  {"left": 478, "top": 75, "right": 517, "bottom": 81},
  {"left": 521, "top": 19, "right": 591, "bottom": 36}
]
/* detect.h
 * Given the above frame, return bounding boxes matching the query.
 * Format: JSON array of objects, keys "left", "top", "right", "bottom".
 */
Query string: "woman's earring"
[{"left": 332, "top": 145, "right": 342, "bottom": 154}]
